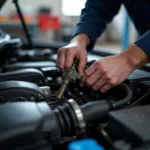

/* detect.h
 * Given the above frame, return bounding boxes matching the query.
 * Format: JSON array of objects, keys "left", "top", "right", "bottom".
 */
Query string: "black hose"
[
  {"left": 81, "top": 100, "right": 111, "bottom": 123},
  {"left": 53, "top": 103, "right": 78, "bottom": 136},
  {"left": 111, "top": 84, "right": 133, "bottom": 110},
  {"left": 126, "top": 92, "right": 150, "bottom": 108},
  {"left": 53, "top": 84, "right": 133, "bottom": 135},
  {"left": 80, "top": 84, "right": 132, "bottom": 123}
]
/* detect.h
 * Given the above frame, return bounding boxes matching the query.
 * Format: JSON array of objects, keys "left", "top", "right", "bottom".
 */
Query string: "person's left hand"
[{"left": 80, "top": 54, "right": 133, "bottom": 93}]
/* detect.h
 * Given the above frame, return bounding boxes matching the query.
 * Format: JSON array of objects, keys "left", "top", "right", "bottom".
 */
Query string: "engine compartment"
[
  {"left": 0, "top": 1, "right": 150, "bottom": 149},
  {"left": 0, "top": 29, "right": 150, "bottom": 150}
]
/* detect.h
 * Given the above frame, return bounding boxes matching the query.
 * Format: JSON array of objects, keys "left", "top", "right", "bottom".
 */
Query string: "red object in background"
[
  {"left": 11, "top": 14, "right": 20, "bottom": 21},
  {"left": 38, "top": 14, "right": 61, "bottom": 31}
]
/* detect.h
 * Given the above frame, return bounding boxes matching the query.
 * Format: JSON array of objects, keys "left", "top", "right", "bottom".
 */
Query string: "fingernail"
[
  {"left": 79, "top": 72, "right": 84, "bottom": 77},
  {"left": 93, "top": 87, "right": 97, "bottom": 91},
  {"left": 80, "top": 82, "right": 84, "bottom": 87},
  {"left": 101, "top": 90, "right": 105, "bottom": 93}
]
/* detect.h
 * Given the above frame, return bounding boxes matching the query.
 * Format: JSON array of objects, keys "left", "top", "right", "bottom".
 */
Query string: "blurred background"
[{"left": 0, "top": 0, "right": 138, "bottom": 52}]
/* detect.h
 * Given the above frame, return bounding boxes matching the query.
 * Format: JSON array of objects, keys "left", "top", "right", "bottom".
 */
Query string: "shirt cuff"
[
  {"left": 135, "top": 30, "right": 150, "bottom": 56},
  {"left": 72, "top": 24, "right": 102, "bottom": 52}
]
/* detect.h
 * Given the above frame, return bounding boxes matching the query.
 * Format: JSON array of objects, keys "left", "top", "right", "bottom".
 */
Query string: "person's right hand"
[{"left": 56, "top": 41, "right": 87, "bottom": 73}]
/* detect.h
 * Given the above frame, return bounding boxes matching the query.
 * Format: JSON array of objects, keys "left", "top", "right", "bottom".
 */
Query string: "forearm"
[
  {"left": 72, "top": 0, "right": 122, "bottom": 51},
  {"left": 119, "top": 44, "right": 150, "bottom": 70},
  {"left": 123, "top": 30, "right": 150, "bottom": 70},
  {"left": 70, "top": 34, "right": 91, "bottom": 48}
]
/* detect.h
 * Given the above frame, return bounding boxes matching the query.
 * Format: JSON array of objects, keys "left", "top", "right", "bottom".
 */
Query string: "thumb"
[{"left": 78, "top": 55, "right": 87, "bottom": 73}]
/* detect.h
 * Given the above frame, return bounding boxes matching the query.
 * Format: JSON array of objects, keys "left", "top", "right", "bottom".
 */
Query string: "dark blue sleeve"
[
  {"left": 135, "top": 30, "right": 150, "bottom": 56},
  {"left": 72, "top": 0, "right": 122, "bottom": 51}
]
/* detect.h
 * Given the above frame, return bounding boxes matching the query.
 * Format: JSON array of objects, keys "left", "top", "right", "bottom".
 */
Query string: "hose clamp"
[{"left": 68, "top": 99, "right": 86, "bottom": 133}]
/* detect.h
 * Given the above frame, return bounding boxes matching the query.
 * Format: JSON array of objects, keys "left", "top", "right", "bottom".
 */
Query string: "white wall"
[
  {"left": 0, "top": 0, "right": 75, "bottom": 24},
  {"left": 1, "top": 0, "right": 62, "bottom": 17}
]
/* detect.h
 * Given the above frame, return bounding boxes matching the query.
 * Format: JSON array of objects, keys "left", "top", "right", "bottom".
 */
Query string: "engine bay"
[
  {"left": 0, "top": 29, "right": 150, "bottom": 150},
  {"left": 0, "top": 1, "right": 150, "bottom": 150}
]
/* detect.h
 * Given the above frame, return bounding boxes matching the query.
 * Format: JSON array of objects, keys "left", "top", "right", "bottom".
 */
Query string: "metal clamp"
[{"left": 68, "top": 99, "right": 86, "bottom": 132}]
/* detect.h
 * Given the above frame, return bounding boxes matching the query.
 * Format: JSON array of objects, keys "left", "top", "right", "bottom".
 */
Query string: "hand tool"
[{"left": 56, "top": 60, "right": 81, "bottom": 99}]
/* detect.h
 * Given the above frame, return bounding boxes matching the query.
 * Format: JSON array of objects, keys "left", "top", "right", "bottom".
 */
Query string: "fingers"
[
  {"left": 101, "top": 84, "right": 113, "bottom": 93},
  {"left": 92, "top": 76, "right": 106, "bottom": 91},
  {"left": 64, "top": 49, "right": 75, "bottom": 70},
  {"left": 79, "top": 54, "right": 132, "bottom": 93},
  {"left": 93, "top": 76, "right": 118, "bottom": 92},
  {"left": 78, "top": 53, "right": 87, "bottom": 73},
  {"left": 80, "top": 64, "right": 96, "bottom": 86},
  {"left": 57, "top": 48, "right": 65, "bottom": 70},
  {"left": 92, "top": 75, "right": 118, "bottom": 92},
  {"left": 57, "top": 44, "right": 87, "bottom": 72},
  {"left": 80, "top": 59, "right": 119, "bottom": 92},
  {"left": 85, "top": 70, "right": 101, "bottom": 87},
  {"left": 57, "top": 48, "right": 76, "bottom": 71}
]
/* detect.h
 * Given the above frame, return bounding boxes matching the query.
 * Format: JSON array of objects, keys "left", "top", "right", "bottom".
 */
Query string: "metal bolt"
[
  {"left": 40, "top": 86, "right": 51, "bottom": 99},
  {"left": 30, "top": 96, "right": 35, "bottom": 101}
]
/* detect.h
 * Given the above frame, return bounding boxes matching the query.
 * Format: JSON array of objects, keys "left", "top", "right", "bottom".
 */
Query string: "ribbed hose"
[
  {"left": 53, "top": 103, "right": 78, "bottom": 136},
  {"left": 53, "top": 84, "right": 132, "bottom": 135}
]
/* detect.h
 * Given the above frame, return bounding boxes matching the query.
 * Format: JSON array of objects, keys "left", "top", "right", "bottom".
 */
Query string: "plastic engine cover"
[{"left": 108, "top": 105, "right": 150, "bottom": 147}]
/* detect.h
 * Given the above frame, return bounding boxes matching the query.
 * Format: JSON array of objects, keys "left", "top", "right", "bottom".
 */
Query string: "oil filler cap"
[{"left": 68, "top": 138, "right": 104, "bottom": 150}]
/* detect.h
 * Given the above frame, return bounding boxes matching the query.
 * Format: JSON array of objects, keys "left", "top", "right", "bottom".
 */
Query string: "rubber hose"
[{"left": 111, "top": 83, "right": 132, "bottom": 110}]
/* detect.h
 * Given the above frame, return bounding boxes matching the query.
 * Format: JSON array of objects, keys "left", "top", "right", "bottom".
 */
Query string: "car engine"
[
  {"left": 0, "top": 28, "right": 150, "bottom": 150},
  {"left": 0, "top": 1, "right": 150, "bottom": 150}
]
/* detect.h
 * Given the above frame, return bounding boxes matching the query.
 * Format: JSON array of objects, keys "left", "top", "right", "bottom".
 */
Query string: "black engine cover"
[
  {"left": 0, "top": 68, "right": 46, "bottom": 84},
  {"left": 0, "top": 81, "right": 44, "bottom": 102},
  {"left": 2, "top": 61, "right": 56, "bottom": 72},
  {"left": 108, "top": 105, "right": 150, "bottom": 147}
]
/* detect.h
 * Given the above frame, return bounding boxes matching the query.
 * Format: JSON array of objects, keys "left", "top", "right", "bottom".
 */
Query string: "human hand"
[
  {"left": 80, "top": 54, "right": 133, "bottom": 93},
  {"left": 56, "top": 34, "right": 90, "bottom": 73},
  {"left": 80, "top": 44, "right": 150, "bottom": 93}
]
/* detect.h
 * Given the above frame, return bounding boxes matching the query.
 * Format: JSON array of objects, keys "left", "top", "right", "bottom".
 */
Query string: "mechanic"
[{"left": 57, "top": 0, "right": 150, "bottom": 93}]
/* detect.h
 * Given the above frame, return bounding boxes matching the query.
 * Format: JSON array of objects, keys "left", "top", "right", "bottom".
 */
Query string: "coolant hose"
[{"left": 80, "top": 84, "right": 132, "bottom": 123}]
